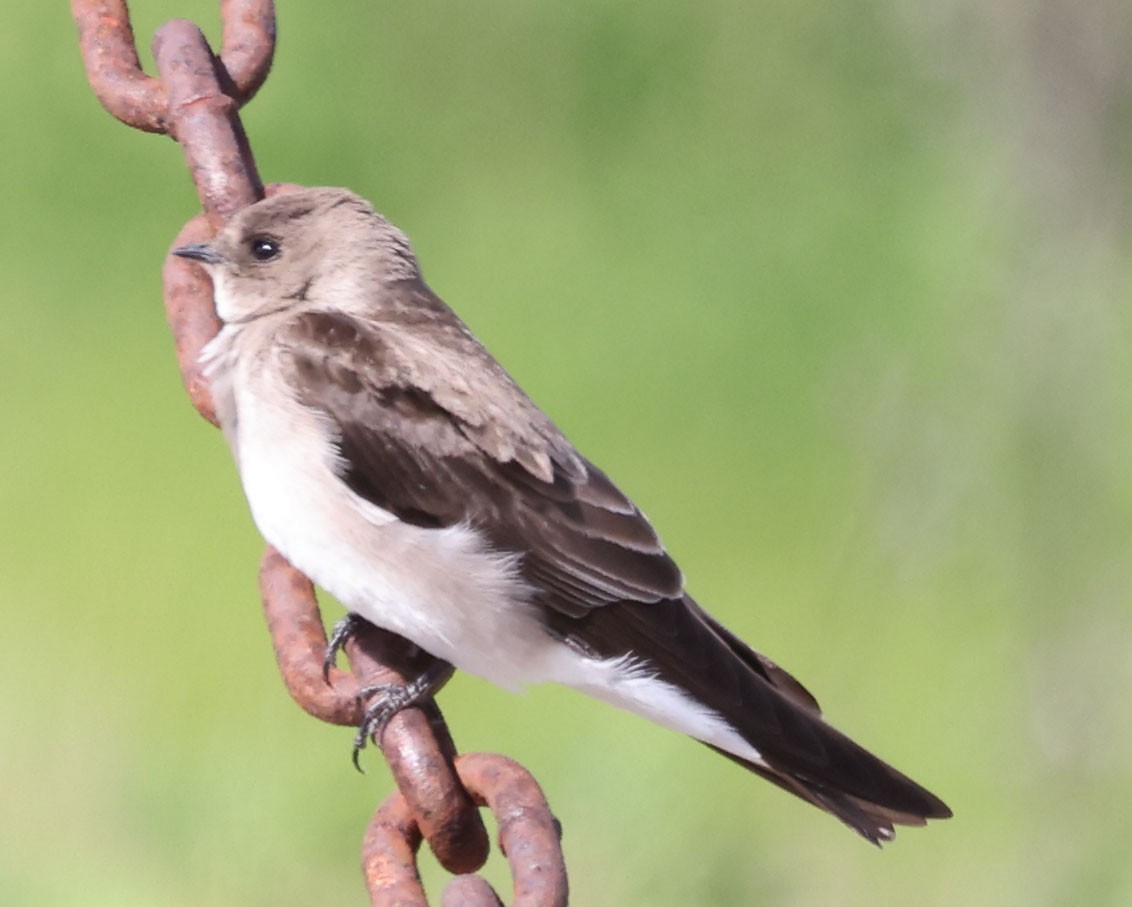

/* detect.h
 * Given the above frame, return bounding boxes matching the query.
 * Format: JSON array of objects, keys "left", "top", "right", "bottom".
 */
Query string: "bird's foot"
[
  {"left": 352, "top": 660, "right": 456, "bottom": 770},
  {"left": 323, "top": 613, "right": 367, "bottom": 682}
]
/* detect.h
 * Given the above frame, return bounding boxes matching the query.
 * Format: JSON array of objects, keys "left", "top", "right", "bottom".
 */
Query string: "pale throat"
[
  {"left": 209, "top": 271, "right": 242, "bottom": 323},
  {"left": 210, "top": 271, "right": 295, "bottom": 324}
]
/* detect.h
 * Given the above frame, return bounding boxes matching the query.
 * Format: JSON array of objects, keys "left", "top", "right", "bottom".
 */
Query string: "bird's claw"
[
  {"left": 350, "top": 660, "right": 456, "bottom": 771},
  {"left": 323, "top": 613, "right": 366, "bottom": 683}
]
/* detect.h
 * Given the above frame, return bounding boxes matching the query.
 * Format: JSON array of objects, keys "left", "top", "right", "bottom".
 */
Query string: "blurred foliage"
[{"left": 2, "top": 1, "right": 1131, "bottom": 905}]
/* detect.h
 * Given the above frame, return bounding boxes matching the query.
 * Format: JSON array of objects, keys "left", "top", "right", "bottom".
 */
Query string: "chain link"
[
  {"left": 72, "top": 0, "right": 274, "bottom": 134},
  {"left": 72, "top": 2, "right": 568, "bottom": 903}
]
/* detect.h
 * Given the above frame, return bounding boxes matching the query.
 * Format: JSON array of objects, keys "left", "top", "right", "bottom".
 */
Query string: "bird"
[{"left": 173, "top": 186, "right": 951, "bottom": 844}]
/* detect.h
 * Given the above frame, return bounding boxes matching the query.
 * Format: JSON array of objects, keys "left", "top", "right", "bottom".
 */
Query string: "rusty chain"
[{"left": 71, "top": 3, "right": 568, "bottom": 904}]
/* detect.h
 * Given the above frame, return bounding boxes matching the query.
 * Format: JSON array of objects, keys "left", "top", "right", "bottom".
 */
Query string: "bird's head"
[{"left": 173, "top": 187, "right": 422, "bottom": 324}]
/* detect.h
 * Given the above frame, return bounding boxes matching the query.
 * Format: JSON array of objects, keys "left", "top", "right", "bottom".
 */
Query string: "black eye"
[{"left": 250, "top": 236, "right": 281, "bottom": 261}]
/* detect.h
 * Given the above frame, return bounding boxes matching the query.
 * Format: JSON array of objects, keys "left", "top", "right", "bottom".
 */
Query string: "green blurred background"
[{"left": 3, "top": 1, "right": 1131, "bottom": 904}]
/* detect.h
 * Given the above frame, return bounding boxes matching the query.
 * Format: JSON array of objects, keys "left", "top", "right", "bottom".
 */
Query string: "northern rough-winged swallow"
[{"left": 174, "top": 187, "right": 951, "bottom": 843}]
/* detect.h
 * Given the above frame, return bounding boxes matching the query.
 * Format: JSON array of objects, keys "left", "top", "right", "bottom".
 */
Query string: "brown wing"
[{"left": 278, "top": 303, "right": 684, "bottom": 617}]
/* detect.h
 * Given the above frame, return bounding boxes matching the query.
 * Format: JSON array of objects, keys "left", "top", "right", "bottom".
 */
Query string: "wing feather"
[{"left": 278, "top": 304, "right": 684, "bottom": 616}]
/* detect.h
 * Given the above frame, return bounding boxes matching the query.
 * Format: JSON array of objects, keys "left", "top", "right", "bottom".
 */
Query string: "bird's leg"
[
  {"left": 352, "top": 659, "right": 456, "bottom": 770},
  {"left": 323, "top": 612, "right": 367, "bottom": 682}
]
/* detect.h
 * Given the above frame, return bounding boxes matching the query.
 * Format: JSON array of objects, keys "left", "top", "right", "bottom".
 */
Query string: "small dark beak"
[{"left": 172, "top": 242, "right": 226, "bottom": 265}]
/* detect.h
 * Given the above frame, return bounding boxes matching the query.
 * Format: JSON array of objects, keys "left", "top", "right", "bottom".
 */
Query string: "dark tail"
[
  {"left": 708, "top": 738, "right": 950, "bottom": 845},
  {"left": 571, "top": 593, "right": 951, "bottom": 842},
  {"left": 693, "top": 602, "right": 952, "bottom": 843}
]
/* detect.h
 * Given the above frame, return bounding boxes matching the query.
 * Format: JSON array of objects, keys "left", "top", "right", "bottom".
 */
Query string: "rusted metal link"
[
  {"left": 74, "top": 1, "right": 569, "bottom": 902},
  {"left": 163, "top": 213, "right": 223, "bottom": 423},
  {"left": 259, "top": 548, "right": 493, "bottom": 876},
  {"left": 153, "top": 18, "right": 264, "bottom": 225},
  {"left": 344, "top": 624, "right": 491, "bottom": 875},
  {"left": 444, "top": 876, "right": 506, "bottom": 907},
  {"left": 71, "top": 0, "right": 274, "bottom": 135},
  {"left": 258, "top": 546, "right": 364, "bottom": 724},
  {"left": 457, "top": 754, "right": 568, "bottom": 906},
  {"left": 363, "top": 754, "right": 568, "bottom": 907}
]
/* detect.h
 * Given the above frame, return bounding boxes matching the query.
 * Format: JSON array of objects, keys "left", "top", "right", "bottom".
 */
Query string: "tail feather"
[
  {"left": 571, "top": 593, "right": 952, "bottom": 840},
  {"left": 711, "top": 743, "right": 949, "bottom": 844},
  {"left": 691, "top": 602, "right": 823, "bottom": 715},
  {"left": 695, "top": 599, "right": 952, "bottom": 842}
]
